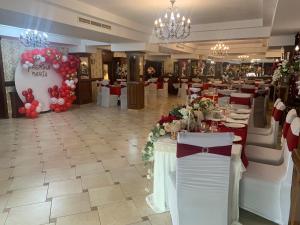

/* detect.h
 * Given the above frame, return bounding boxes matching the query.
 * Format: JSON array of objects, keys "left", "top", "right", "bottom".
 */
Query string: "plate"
[
  {"left": 236, "top": 109, "right": 251, "bottom": 114},
  {"left": 224, "top": 123, "right": 246, "bottom": 128},
  {"left": 230, "top": 113, "right": 249, "bottom": 120},
  {"left": 233, "top": 135, "right": 242, "bottom": 142}
]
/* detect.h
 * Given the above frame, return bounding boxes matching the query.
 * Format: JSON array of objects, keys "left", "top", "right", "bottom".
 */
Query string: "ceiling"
[
  {"left": 78, "top": 0, "right": 262, "bottom": 26},
  {"left": 272, "top": 0, "right": 300, "bottom": 35}
]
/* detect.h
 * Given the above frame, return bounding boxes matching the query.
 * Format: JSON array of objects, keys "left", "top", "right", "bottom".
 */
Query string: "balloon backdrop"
[
  {"left": 18, "top": 88, "right": 41, "bottom": 119},
  {"left": 19, "top": 48, "right": 80, "bottom": 114}
]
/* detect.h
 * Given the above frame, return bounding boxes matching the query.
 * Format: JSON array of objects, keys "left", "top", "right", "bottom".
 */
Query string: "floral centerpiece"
[{"left": 191, "top": 97, "right": 215, "bottom": 114}]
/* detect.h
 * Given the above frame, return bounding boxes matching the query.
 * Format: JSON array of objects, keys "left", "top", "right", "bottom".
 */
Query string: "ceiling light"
[
  {"left": 210, "top": 42, "right": 229, "bottom": 58},
  {"left": 20, "top": 29, "right": 48, "bottom": 48},
  {"left": 295, "top": 45, "right": 300, "bottom": 52},
  {"left": 154, "top": 0, "right": 191, "bottom": 40}
]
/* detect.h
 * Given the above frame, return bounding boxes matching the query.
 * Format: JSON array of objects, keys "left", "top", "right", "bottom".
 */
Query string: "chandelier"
[
  {"left": 238, "top": 55, "right": 249, "bottom": 61},
  {"left": 20, "top": 29, "right": 49, "bottom": 48},
  {"left": 210, "top": 42, "right": 229, "bottom": 57},
  {"left": 154, "top": 0, "right": 191, "bottom": 40}
]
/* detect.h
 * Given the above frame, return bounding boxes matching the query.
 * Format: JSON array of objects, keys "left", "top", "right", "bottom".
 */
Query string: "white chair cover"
[
  {"left": 245, "top": 109, "right": 297, "bottom": 165},
  {"left": 168, "top": 132, "right": 233, "bottom": 225},
  {"left": 120, "top": 83, "right": 127, "bottom": 109},
  {"left": 240, "top": 117, "right": 300, "bottom": 225},
  {"left": 246, "top": 102, "right": 286, "bottom": 148}
]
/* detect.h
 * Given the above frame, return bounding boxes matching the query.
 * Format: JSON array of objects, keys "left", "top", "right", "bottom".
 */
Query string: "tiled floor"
[{"left": 0, "top": 96, "right": 276, "bottom": 225}]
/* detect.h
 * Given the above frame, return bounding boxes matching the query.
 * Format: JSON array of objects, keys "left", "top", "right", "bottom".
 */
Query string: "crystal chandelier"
[
  {"left": 238, "top": 55, "right": 249, "bottom": 61},
  {"left": 210, "top": 42, "right": 229, "bottom": 57},
  {"left": 154, "top": 0, "right": 191, "bottom": 40},
  {"left": 20, "top": 29, "right": 49, "bottom": 48}
]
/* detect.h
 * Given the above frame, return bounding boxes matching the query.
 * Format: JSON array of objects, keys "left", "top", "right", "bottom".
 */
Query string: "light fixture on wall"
[
  {"left": 154, "top": 0, "right": 191, "bottom": 40},
  {"left": 19, "top": 29, "right": 49, "bottom": 48},
  {"left": 210, "top": 42, "right": 229, "bottom": 58}
]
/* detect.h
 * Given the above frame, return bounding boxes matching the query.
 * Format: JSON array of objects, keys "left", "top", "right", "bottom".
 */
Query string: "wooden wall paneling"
[{"left": 0, "top": 38, "right": 9, "bottom": 119}]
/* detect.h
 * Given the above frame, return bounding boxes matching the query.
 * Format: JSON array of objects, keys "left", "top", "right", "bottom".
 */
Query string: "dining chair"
[
  {"left": 101, "top": 80, "right": 118, "bottom": 108},
  {"left": 245, "top": 109, "right": 297, "bottom": 165},
  {"left": 248, "top": 98, "right": 281, "bottom": 135},
  {"left": 120, "top": 82, "right": 127, "bottom": 109},
  {"left": 240, "top": 117, "right": 300, "bottom": 225},
  {"left": 167, "top": 132, "right": 233, "bottom": 225},
  {"left": 246, "top": 101, "right": 286, "bottom": 148},
  {"left": 230, "top": 93, "right": 252, "bottom": 109}
]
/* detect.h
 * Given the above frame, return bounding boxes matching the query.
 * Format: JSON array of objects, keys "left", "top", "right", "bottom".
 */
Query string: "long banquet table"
[{"left": 146, "top": 113, "right": 251, "bottom": 225}]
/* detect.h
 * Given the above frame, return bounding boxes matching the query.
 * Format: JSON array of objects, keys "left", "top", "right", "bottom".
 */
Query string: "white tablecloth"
[{"left": 146, "top": 136, "right": 246, "bottom": 224}]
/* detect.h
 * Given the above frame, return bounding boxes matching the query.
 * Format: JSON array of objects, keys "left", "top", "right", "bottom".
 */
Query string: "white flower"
[
  {"left": 159, "top": 129, "right": 166, "bottom": 136},
  {"left": 156, "top": 123, "right": 160, "bottom": 128},
  {"left": 193, "top": 103, "right": 200, "bottom": 109},
  {"left": 183, "top": 115, "right": 188, "bottom": 120},
  {"left": 179, "top": 108, "right": 188, "bottom": 116}
]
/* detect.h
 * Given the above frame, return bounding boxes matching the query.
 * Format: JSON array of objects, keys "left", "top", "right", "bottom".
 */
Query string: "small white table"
[{"left": 146, "top": 137, "right": 245, "bottom": 224}]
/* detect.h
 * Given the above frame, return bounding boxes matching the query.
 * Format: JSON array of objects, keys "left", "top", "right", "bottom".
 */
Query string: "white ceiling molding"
[
  {"left": 191, "top": 19, "right": 263, "bottom": 32},
  {"left": 0, "top": 24, "right": 82, "bottom": 46},
  {"left": 268, "top": 35, "right": 295, "bottom": 47},
  {"left": 0, "top": 0, "right": 149, "bottom": 42},
  {"left": 171, "top": 54, "right": 200, "bottom": 60},
  {"left": 111, "top": 43, "right": 159, "bottom": 52},
  {"left": 42, "top": 0, "right": 150, "bottom": 34}
]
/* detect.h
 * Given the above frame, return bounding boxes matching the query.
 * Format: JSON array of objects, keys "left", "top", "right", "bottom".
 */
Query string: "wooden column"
[
  {"left": 0, "top": 38, "right": 9, "bottom": 119},
  {"left": 290, "top": 149, "right": 300, "bottom": 225},
  {"left": 127, "top": 53, "right": 144, "bottom": 109}
]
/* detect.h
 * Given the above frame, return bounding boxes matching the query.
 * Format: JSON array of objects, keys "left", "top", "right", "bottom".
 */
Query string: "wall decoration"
[{"left": 15, "top": 48, "right": 80, "bottom": 113}]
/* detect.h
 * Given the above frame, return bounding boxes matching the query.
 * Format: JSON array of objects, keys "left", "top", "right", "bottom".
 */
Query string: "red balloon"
[
  {"left": 31, "top": 100, "right": 39, "bottom": 106},
  {"left": 30, "top": 111, "right": 38, "bottom": 118},
  {"left": 22, "top": 91, "right": 28, "bottom": 97},
  {"left": 54, "top": 107, "right": 61, "bottom": 113},
  {"left": 18, "top": 107, "right": 26, "bottom": 114},
  {"left": 53, "top": 85, "right": 58, "bottom": 91},
  {"left": 48, "top": 88, "right": 53, "bottom": 94},
  {"left": 50, "top": 104, "right": 56, "bottom": 110},
  {"left": 27, "top": 88, "right": 33, "bottom": 94}
]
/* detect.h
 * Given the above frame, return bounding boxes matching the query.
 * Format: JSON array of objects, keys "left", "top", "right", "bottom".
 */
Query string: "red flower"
[{"left": 158, "top": 115, "right": 178, "bottom": 125}]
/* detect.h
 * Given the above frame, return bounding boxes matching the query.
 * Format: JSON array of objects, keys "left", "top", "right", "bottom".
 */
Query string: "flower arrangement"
[
  {"left": 142, "top": 105, "right": 192, "bottom": 162},
  {"left": 191, "top": 97, "right": 215, "bottom": 115},
  {"left": 272, "top": 60, "right": 294, "bottom": 83},
  {"left": 147, "top": 66, "right": 156, "bottom": 76}
]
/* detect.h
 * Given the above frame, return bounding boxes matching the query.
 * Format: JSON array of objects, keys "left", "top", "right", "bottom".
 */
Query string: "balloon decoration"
[
  {"left": 20, "top": 48, "right": 80, "bottom": 114},
  {"left": 18, "top": 88, "right": 41, "bottom": 118}
]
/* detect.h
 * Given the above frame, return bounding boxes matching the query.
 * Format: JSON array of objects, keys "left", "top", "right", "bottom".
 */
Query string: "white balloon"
[
  {"left": 69, "top": 80, "right": 75, "bottom": 85},
  {"left": 53, "top": 64, "right": 60, "bottom": 69},
  {"left": 24, "top": 103, "right": 31, "bottom": 109},
  {"left": 36, "top": 106, "right": 41, "bottom": 113},
  {"left": 22, "top": 64, "right": 29, "bottom": 70},
  {"left": 62, "top": 55, "right": 68, "bottom": 62},
  {"left": 58, "top": 98, "right": 65, "bottom": 105},
  {"left": 70, "top": 84, "right": 76, "bottom": 89},
  {"left": 50, "top": 97, "right": 58, "bottom": 104},
  {"left": 40, "top": 57, "right": 46, "bottom": 63}
]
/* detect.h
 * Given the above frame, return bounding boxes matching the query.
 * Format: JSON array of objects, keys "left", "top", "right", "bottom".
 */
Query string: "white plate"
[
  {"left": 233, "top": 135, "right": 242, "bottom": 142},
  {"left": 230, "top": 113, "right": 249, "bottom": 120},
  {"left": 224, "top": 123, "right": 246, "bottom": 128},
  {"left": 236, "top": 109, "right": 251, "bottom": 114}
]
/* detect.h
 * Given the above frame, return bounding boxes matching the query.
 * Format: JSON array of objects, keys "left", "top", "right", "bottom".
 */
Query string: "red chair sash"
[
  {"left": 110, "top": 86, "right": 121, "bottom": 96},
  {"left": 230, "top": 96, "right": 251, "bottom": 108},
  {"left": 272, "top": 108, "right": 283, "bottom": 121},
  {"left": 241, "top": 88, "right": 256, "bottom": 94},
  {"left": 282, "top": 123, "right": 291, "bottom": 138},
  {"left": 218, "top": 93, "right": 226, "bottom": 98},
  {"left": 177, "top": 143, "right": 232, "bottom": 158},
  {"left": 157, "top": 82, "right": 164, "bottom": 89},
  {"left": 286, "top": 129, "right": 299, "bottom": 152}
]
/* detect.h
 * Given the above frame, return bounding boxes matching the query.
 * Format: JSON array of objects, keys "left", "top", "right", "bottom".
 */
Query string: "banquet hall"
[{"left": 0, "top": 0, "right": 300, "bottom": 225}]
